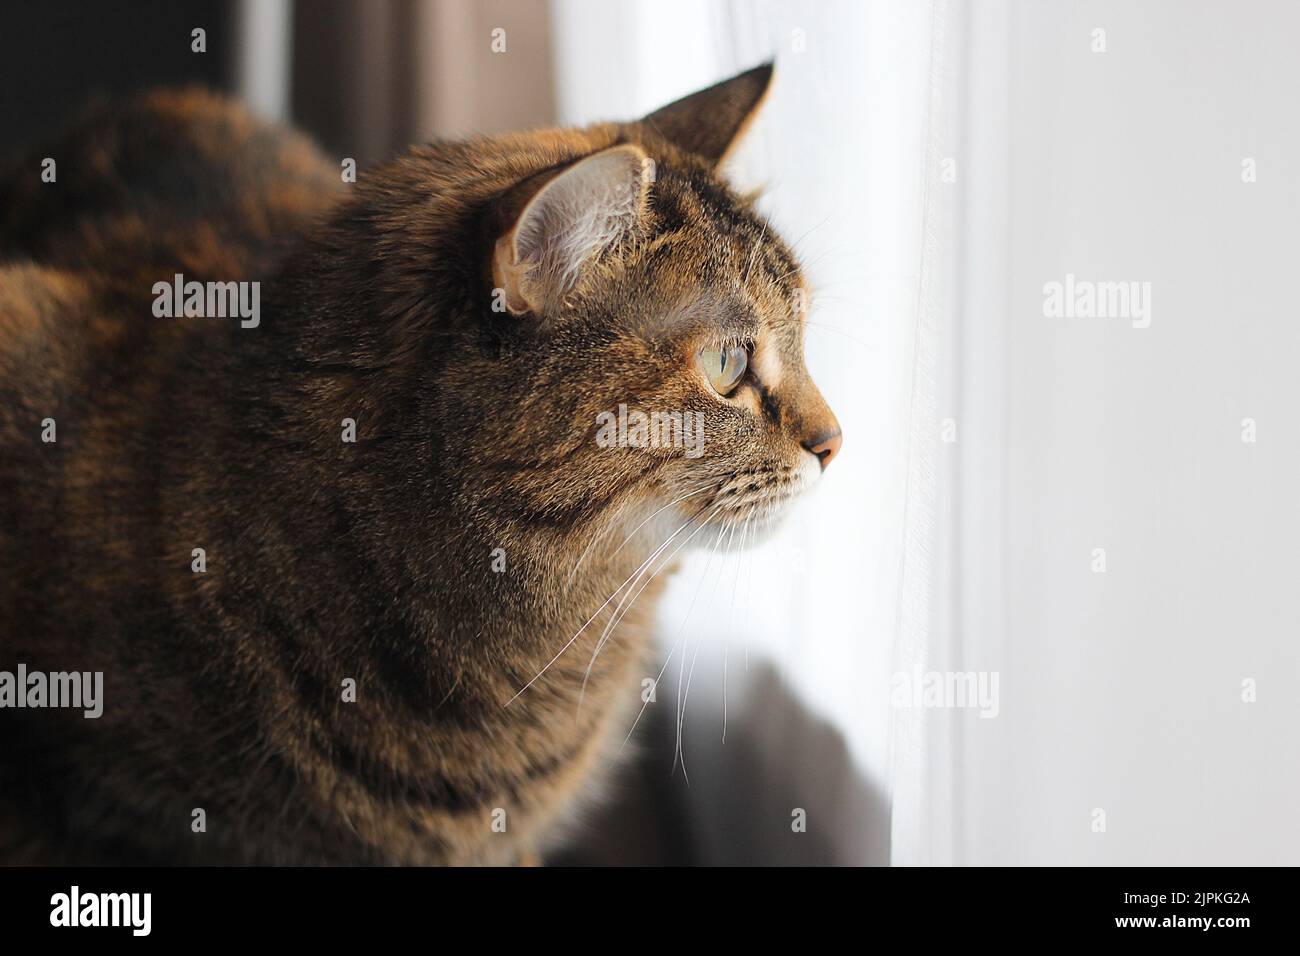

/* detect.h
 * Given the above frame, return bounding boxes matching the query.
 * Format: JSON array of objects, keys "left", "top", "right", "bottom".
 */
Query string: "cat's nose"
[{"left": 803, "top": 429, "right": 842, "bottom": 470}]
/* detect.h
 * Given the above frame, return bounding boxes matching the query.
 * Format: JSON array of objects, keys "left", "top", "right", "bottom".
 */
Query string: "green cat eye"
[{"left": 698, "top": 344, "right": 749, "bottom": 395}]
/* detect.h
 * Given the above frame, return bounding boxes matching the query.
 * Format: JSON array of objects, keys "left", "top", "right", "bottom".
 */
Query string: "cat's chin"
[
  {"left": 719, "top": 506, "right": 792, "bottom": 547},
  {"left": 668, "top": 454, "right": 825, "bottom": 551},
  {"left": 696, "top": 485, "right": 815, "bottom": 549}
]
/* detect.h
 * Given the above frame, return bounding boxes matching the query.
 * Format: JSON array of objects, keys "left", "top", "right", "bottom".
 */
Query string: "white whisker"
[
  {"left": 564, "top": 482, "right": 712, "bottom": 588},
  {"left": 577, "top": 502, "right": 724, "bottom": 709},
  {"left": 621, "top": 513, "right": 730, "bottom": 753},
  {"left": 670, "top": 519, "right": 731, "bottom": 779},
  {"left": 742, "top": 219, "right": 769, "bottom": 285},
  {"left": 722, "top": 505, "right": 757, "bottom": 743},
  {"left": 505, "top": 497, "right": 717, "bottom": 706}
]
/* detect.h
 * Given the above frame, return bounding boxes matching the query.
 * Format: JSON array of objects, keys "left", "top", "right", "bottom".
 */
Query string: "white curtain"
[
  {"left": 950, "top": 0, "right": 1300, "bottom": 866},
  {"left": 552, "top": 0, "right": 952, "bottom": 865},
  {"left": 895, "top": 0, "right": 1300, "bottom": 867}
]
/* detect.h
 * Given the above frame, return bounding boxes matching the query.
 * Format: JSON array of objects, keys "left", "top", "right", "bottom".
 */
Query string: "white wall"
[{"left": 957, "top": 0, "right": 1300, "bottom": 865}]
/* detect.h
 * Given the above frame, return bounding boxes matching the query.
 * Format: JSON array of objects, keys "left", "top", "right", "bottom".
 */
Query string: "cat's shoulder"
[
  {"left": 0, "top": 262, "right": 99, "bottom": 435},
  {"left": 0, "top": 261, "right": 94, "bottom": 344}
]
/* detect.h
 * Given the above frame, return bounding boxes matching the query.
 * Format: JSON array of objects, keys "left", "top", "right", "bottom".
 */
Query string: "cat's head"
[{"left": 314, "top": 65, "right": 840, "bottom": 549}]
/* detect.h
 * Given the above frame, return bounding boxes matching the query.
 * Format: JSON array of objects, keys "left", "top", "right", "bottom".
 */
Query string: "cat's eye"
[{"left": 698, "top": 344, "right": 749, "bottom": 395}]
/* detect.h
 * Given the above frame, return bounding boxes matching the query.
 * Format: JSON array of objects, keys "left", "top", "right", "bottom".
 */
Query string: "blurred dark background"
[
  {"left": 0, "top": 0, "right": 555, "bottom": 168},
  {"left": 1, "top": 1, "right": 233, "bottom": 148}
]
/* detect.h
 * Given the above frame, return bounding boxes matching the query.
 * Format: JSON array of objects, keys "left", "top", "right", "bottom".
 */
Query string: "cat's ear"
[
  {"left": 493, "top": 144, "right": 651, "bottom": 317},
  {"left": 638, "top": 62, "right": 774, "bottom": 167}
]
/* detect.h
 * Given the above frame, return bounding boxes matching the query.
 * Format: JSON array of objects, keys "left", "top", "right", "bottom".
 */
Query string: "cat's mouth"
[{"left": 686, "top": 454, "right": 821, "bottom": 543}]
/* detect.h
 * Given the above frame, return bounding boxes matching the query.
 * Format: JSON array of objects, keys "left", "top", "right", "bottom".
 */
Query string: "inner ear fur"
[{"left": 492, "top": 143, "right": 651, "bottom": 316}]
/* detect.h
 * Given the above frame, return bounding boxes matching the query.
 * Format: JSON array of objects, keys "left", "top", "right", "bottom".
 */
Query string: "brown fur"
[{"left": 0, "top": 68, "right": 839, "bottom": 864}]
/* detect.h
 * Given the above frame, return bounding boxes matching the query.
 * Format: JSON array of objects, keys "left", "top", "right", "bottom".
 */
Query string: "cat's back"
[
  {"left": 0, "top": 263, "right": 94, "bottom": 479},
  {"left": 0, "top": 87, "right": 342, "bottom": 280},
  {"left": 0, "top": 86, "right": 344, "bottom": 478},
  {"left": 0, "top": 89, "right": 342, "bottom": 633},
  {"left": 0, "top": 88, "right": 343, "bottom": 409}
]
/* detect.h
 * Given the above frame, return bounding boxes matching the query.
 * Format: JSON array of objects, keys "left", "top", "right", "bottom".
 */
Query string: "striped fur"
[{"left": 0, "top": 67, "right": 839, "bottom": 864}]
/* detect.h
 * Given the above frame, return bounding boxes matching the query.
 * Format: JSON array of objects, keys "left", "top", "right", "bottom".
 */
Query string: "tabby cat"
[{"left": 0, "top": 64, "right": 841, "bottom": 865}]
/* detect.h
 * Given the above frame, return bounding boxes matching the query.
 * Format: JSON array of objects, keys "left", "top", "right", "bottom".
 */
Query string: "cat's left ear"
[
  {"left": 637, "top": 62, "right": 774, "bottom": 167},
  {"left": 493, "top": 144, "right": 651, "bottom": 317}
]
